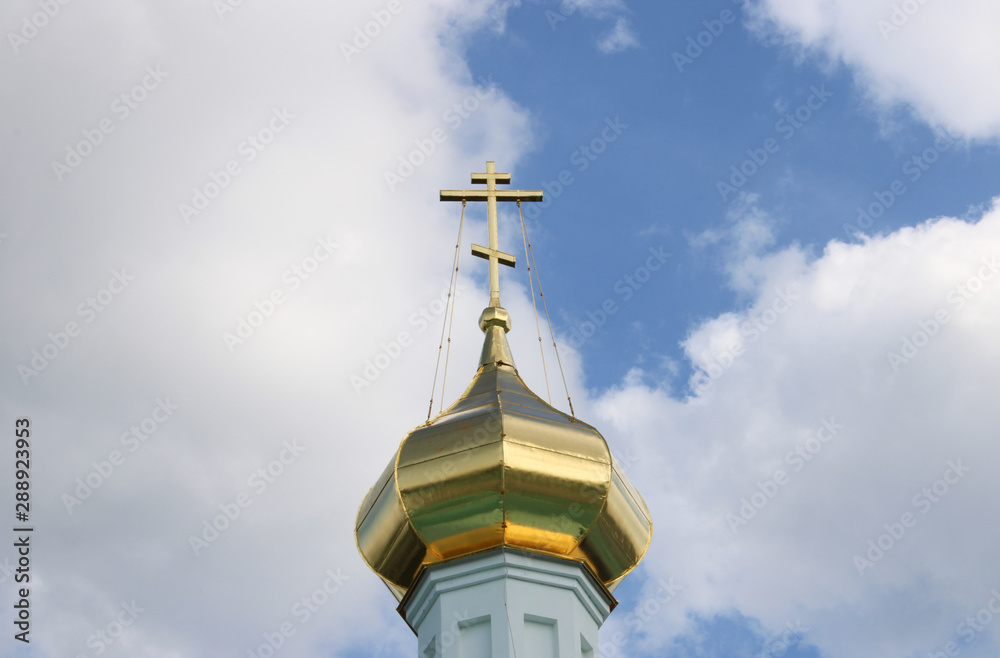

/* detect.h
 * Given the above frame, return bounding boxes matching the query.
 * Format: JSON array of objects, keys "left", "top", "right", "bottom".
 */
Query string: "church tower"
[{"left": 355, "top": 162, "right": 652, "bottom": 657}]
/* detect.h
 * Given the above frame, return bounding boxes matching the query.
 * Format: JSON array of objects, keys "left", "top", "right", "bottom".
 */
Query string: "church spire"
[{"left": 356, "top": 160, "right": 652, "bottom": 657}]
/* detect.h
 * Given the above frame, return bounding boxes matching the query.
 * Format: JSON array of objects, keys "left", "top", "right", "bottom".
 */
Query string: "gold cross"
[{"left": 440, "top": 161, "right": 543, "bottom": 308}]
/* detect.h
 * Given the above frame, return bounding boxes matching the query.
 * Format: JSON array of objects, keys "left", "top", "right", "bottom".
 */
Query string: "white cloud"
[
  {"left": 591, "top": 200, "right": 1000, "bottom": 657},
  {"left": 5, "top": 2, "right": 999, "bottom": 657},
  {"left": 597, "top": 16, "right": 640, "bottom": 54},
  {"left": 550, "top": 0, "right": 639, "bottom": 53},
  {"left": 747, "top": 0, "right": 1000, "bottom": 139},
  {"left": 0, "top": 1, "right": 535, "bottom": 656},
  {"left": 564, "top": 0, "right": 628, "bottom": 19},
  {"left": 690, "top": 193, "right": 784, "bottom": 294}
]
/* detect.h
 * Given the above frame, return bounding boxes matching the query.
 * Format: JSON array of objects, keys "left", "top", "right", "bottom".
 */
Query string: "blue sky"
[
  {"left": 465, "top": 1, "right": 1000, "bottom": 393},
  {"left": 3, "top": 1, "right": 1000, "bottom": 657}
]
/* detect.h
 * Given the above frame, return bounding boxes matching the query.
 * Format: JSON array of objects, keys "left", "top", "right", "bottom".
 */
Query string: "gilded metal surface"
[
  {"left": 357, "top": 161, "right": 650, "bottom": 604},
  {"left": 355, "top": 318, "right": 653, "bottom": 601},
  {"left": 440, "top": 161, "right": 543, "bottom": 308}
]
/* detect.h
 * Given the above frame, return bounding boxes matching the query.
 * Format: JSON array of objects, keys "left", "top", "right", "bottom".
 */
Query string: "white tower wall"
[{"left": 403, "top": 549, "right": 613, "bottom": 658}]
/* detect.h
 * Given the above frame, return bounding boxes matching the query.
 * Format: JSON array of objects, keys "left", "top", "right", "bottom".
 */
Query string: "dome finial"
[{"left": 440, "top": 161, "right": 543, "bottom": 314}]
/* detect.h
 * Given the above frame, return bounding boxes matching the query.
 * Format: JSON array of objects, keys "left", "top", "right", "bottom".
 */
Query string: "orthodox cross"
[{"left": 440, "top": 161, "right": 543, "bottom": 308}]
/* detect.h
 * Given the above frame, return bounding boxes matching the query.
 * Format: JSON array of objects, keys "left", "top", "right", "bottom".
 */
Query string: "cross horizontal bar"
[
  {"left": 440, "top": 190, "right": 544, "bottom": 202},
  {"left": 472, "top": 172, "right": 511, "bottom": 184},
  {"left": 472, "top": 244, "right": 516, "bottom": 268}
]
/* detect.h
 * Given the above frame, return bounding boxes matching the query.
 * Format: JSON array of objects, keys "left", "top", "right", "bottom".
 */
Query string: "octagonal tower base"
[{"left": 402, "top": 549, "right": 614, "bottom": 658}]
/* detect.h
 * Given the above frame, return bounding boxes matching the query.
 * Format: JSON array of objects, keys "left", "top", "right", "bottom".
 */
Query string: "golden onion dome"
[{"left": 355, "top": 306, "right": 653, "bottom": 603}]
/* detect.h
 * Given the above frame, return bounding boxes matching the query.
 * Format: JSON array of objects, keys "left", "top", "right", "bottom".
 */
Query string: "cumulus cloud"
[
  {"left": 689, "top": 193, "right": 784, "bottom": 294},
  {"left": 591, "top": 200, "right": 1000, "bottom": 657},
  {"left": 4, "top": 2, "right": 998, "bottom": 657},
  {"left": 0, "top": 1, "right": 535, "bottom": 656},
  {"left": 747, "top": 0, "right": 1000, "bottom": 140},
  {"left": 597, "top": 17, "right": 640, "bottom": 54}
]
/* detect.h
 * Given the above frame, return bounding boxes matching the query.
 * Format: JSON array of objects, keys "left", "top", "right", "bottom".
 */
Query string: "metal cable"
[
  {"left": 427, "top": 200, "right": 465, "bottom": 420},
  {"left": 517, "top": 200, "right": 552, "bottom": 404},
  {"left": 521, "top": 213, "right": 575, "bottom": 418},
  {"left": 438, "top": 200, "right": 466, "bottom": 414}
]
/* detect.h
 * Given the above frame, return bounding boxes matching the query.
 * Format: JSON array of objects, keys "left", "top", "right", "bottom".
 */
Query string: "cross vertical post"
[
  {"left": 481, "top": 161, "right": 503, "bottom": 307},
  {"left": 440, "top": 161, "right": 543, "bottom": 308}
]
